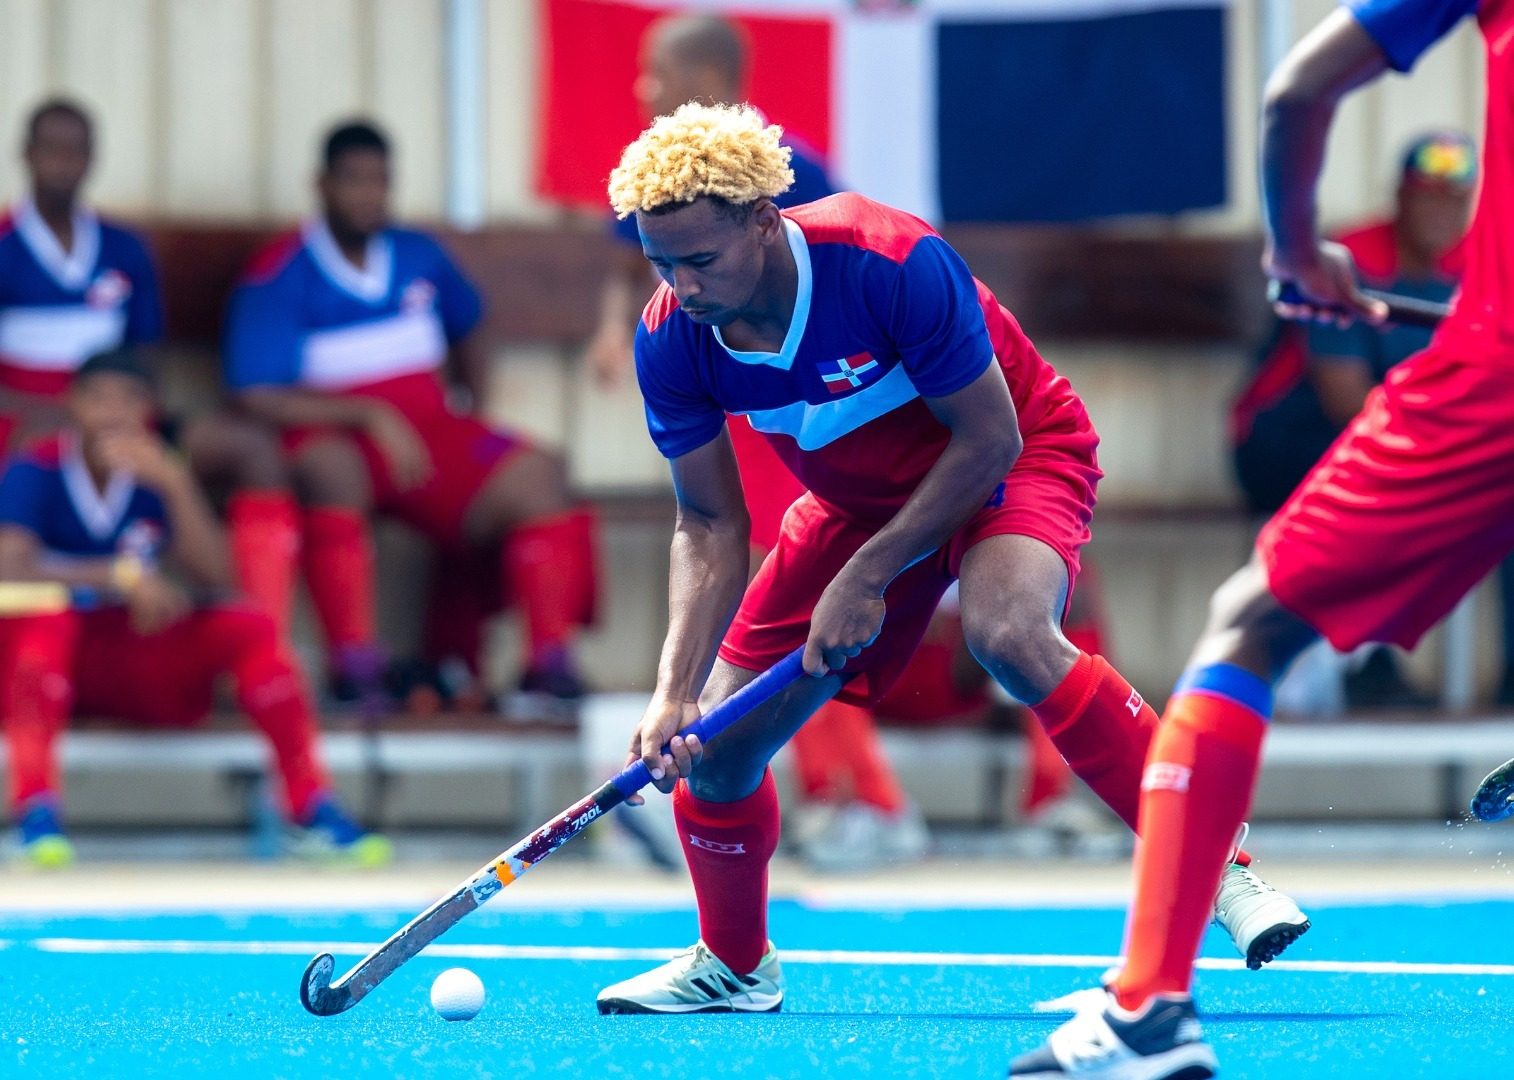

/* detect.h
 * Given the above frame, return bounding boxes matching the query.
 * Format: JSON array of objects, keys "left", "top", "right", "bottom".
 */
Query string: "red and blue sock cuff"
[{"left": 1171, "top": 662, "right": 1273, "bottom": 722}]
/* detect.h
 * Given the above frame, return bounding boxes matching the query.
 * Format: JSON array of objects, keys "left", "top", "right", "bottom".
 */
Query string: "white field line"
[{"left": 16, "top": 938, "right": 1514, "bottom": 977}]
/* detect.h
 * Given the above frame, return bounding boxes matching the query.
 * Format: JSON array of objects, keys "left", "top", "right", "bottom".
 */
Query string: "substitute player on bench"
[
  {"left": 0, "top": 350, "right": 385, "bottom": 868},
  {"left": 1014, "top": 2, "right": 1514, "bottom": 1076},
  {"left": 0, "top": 99, "right": 301, "bottom": 640},
  {"left": 592, "top": 104, "right": 1303, "bottom": 1015},
  {"left": 224, "top": 121, "right": 596, "bottom": 709}
]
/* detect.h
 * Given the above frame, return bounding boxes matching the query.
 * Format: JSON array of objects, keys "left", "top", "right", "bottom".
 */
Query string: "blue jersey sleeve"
[
  {"left": 1345, "top": 0, "right": 1477, "bottom": 72},
  {"left": 634, "top": 322, "right": 725, "bottom": 459},
  {"left": 426, "top": 238, "right": 484, "bottom": 342},
  {"left": 120, "top": 233, "right": 164, "bottom": 345},
  {"left": 0, "top": 459, "right": 49, "bottom": 538},
  {"left": 888, "top": 236, "right": 996, "bottom": 398},
  {"left": 223, "top": 274, "right": 305, "bottom": 391}
]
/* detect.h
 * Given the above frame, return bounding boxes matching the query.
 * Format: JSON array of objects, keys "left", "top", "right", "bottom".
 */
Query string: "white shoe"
[
  {"left": 1011, "top": 990, "right": 1216, "bottom": 1079},
  {"left": 792, "top": 800, "right": 929, "bottom": 873},
  {"left": 596, "top": 941, "right": 784, "bottom": 1015},
  {"left": 1213, "top": 861, "right": 1310, "bottom": 969}
]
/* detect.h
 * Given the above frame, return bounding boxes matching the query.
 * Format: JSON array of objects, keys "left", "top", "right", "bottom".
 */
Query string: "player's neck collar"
[
  {"left": 59, "top": 431, "right": 136, "bottom": 540},
  {"left": 15, "top": 197, "right": 100, "bottom": 292},
  {"left": 713, "top": 216, "right": 811, "bottom": 371},
  {"left": 304, "top": 217, "right": 393, "bottom": 303}
]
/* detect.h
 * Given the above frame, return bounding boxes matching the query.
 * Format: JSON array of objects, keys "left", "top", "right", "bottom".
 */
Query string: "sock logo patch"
[
  {"left": 1124, "top": 689, "right": 1144, "bottom": 716},
  {"left": 1142, "top": 761, "right": 1192, "bottom": 794},
  {"left": 686, "top": 834, "right": 746, "bottom": 855}
]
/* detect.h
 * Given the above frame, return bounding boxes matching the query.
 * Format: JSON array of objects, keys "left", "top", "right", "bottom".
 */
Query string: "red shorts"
[
  {"left": 719, "top": 415, "right": 1100, "bottom": 706},
  {"left": 282, "top": 380, "right": 528, "bottom": 546},
  {"left": 728, "top": 415, "right": 805, "bottom": 551},
  {"left": 1261, "top": 341, "right": 1514, "bottom": 650},
  {"left": 0, "top": 604, "right": 274, "bottom": 728}
]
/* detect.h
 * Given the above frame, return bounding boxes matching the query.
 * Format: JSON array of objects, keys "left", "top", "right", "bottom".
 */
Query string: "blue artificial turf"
[{"left": 2, "top": 897, "right": 1511, "bottom": 1078}]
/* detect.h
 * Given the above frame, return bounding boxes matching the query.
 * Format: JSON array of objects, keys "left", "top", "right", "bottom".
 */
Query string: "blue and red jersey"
[
  {"left": 0, "top": 201, "right": 162, "bottom": 395},
  {"left": 0, "top": 434, "right": 169, "bottom": 563},
  {"left": 223, "top": 220, "right": 482, "bottom": 402},
  {"left": 634, "top": 192, "right": 1071, "bottom": 522}
]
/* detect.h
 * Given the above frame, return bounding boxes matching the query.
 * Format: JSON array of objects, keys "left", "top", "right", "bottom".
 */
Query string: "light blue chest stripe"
[{"left": 741, "top": 363, "right": 920, "bottom": 451}]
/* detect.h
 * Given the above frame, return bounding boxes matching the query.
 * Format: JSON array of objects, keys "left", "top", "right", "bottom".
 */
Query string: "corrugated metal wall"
[{"left": 0, "top": 0, "right": 1488, "bottom": 229}]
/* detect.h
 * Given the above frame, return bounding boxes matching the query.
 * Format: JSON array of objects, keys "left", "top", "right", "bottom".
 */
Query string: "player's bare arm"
[
  {"left": 238, "top": 386, "right": 432, "bottom": 490},
  {"left": 96, "top": 430, "right": 231, "bottom": 589},
  {"left": 446, "top": 331, "right": 491, "bottom": 412},
  {"left": 805, "top": 363, "right": 1021, "bottom": 676},
  {"left": 628, "top": 427, "right": 751, "bottom": 799},
  {"left": 1262, "top": 8, "right": 1391, "bottom": 324}
]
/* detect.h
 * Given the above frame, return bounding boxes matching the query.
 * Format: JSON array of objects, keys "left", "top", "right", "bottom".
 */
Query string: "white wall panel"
[
  {"left": 371, "top": 0, "right": 446, "bottom": 219},
  {"left": 0, "top": 0, "right": 55, "bottom": 206}
]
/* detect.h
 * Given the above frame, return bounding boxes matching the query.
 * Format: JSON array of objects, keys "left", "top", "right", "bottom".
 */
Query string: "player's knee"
[
  {"left": 1192, "top": 560, "right": 1317, "bottom": 678},
  {"left": 183, "top": 413, "right": 288, "bottom": 489},
  {"left": 964, "top": 605, "right": 1074, "bottom": 704},
  {"left": 292, "top": 437, "right": 369, "bottom": 507},
  {"left": 684, "top": 758, "right": 765, "bottom": 804}
]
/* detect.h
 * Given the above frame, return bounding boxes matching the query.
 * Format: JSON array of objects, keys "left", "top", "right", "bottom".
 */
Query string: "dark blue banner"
[{"left": 936, "top": 7, "right": 1227, "bottom": 223}]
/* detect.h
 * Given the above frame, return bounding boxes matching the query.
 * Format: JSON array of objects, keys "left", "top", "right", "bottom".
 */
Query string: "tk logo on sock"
[
  {"left": 687, "top": 835, "right": 746, "bottom": 855},
  {"left": 1125, "top": 689, "right": 1144, "bottom": 716}
]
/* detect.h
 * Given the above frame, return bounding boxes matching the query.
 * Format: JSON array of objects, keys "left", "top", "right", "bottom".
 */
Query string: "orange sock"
[
  {"left": 791, "top": 700, "right": 905, "bottom": 814},
  {"left": 1114, "top": 666, "right": 1269, "bottom": 1008},
  {"left": 301, "top": 507, "right": 376, "bottom": 653},
  {"left": 228, "top": 491, "right": 300, "bottom": 639},
  {"left": 1031, "top": 653, "right": 1254, "bottom": 865}
]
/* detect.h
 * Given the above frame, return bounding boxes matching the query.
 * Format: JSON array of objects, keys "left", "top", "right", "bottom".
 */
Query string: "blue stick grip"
[{"left": 610, "top": 647, "right": 808, "bottom": 798}]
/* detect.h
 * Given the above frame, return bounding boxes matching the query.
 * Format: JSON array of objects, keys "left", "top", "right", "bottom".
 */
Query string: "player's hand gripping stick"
[
  {"left": 1269, "top": 280, "right": 1450, "bottom": 330},
  {"left": 300, "top": 646, "right": 807, "bottom": 1016}
]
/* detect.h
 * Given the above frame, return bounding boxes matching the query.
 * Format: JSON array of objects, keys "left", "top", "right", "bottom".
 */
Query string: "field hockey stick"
[
  {"left": 1269, "top": 281, "right": 1450, "bottom": 329},
  {"left": 300, "top": 646, "right": 808, "bottom": 1017}
]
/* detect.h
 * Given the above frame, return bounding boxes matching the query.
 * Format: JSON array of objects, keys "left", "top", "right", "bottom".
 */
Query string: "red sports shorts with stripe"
[
  {"left": 718, "top": 403, "right": 1101, "bottom": 706},
  {"left": 280, "top": 372, "right": 529, "bottom": 546},
  {"left": 1260, "top": 339, "right": 1514, "bottom": 651}
]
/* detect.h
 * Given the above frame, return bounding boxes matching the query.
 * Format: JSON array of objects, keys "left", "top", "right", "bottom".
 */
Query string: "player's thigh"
[
  {"left": 289, "top": 432, "right": 373, "bottom": 509},
  {"left": 71, "top": 611, "right": 215, "bottom": 726},
  {"left": 687, "top": 657, "right": 844, "bottom": 801},
  {"left": 956, "top": 533, "right": 1075, "bottom": 703},
  {"left": 458, "top": 440, "right": 571, "bottom": 545},
  {"left": 176, "top": 410, "right": 288, "bottom": 489}
]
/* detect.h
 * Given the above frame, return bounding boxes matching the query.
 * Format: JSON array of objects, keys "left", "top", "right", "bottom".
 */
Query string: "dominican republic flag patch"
[{"left": 821, "top": 353, "right": 883, "bottom": 394}]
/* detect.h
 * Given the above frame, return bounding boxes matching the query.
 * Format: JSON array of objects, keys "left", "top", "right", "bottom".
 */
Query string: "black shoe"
[
  {"left": 1343, "top": 647, "right": 1434, "bottom": 710},
  {"left": 1010, "top": 991, "right": 1217, "bottom": 1079}
]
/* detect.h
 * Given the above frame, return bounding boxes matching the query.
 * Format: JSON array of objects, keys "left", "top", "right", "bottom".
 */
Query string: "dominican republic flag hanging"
[{"left": 536, "top": 0, "right": 1228, "bottom": 224}]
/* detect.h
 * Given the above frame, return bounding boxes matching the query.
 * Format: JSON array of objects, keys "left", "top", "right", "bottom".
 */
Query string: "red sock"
[
  {"left": 301, "top": 507, "right": 377, "bottom": 653},
  {"left": 502, "top": 508, "right": 598, "bottom": 668},
  {"left": 212, "top": 609, "right": 331, "bottom": 819},
  {"left": 1031, "top": 653, "right": 1254, "bottom": 863},
  {"left": 674, "top": 770, "right": 781, "bottom": 974},
  {"left": 0, "top": 613, "right": 77, "bottom": 812},
  {"left": 228, "top": 491, "right": 300, "bottom": 639},
  {"left": 1114, "top": 675, "right": 1268, "bottom": 1008},
  {"left": 1020, "top": 709, "right": 1073, "bottom": 816}
]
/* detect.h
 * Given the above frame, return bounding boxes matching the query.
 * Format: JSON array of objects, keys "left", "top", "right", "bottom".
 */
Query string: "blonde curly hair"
[{"left": 608, "top": 102, "right": 794, "bottom": 219}]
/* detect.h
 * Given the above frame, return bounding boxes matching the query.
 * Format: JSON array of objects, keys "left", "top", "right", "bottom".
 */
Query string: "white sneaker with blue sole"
[{"left": 1010, "top": 991, "right": 1217, "bottom": 1080}]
